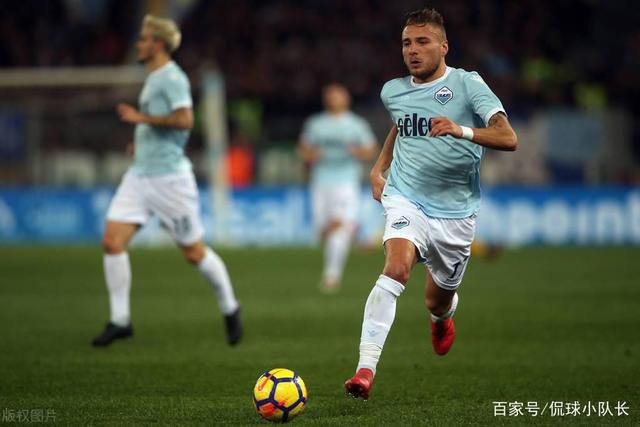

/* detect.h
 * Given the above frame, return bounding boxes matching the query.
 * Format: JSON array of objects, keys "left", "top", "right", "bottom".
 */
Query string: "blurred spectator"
[
  {"left": 0, "top": 0, "right": 137, "bottom": 67},
  {"left": 2, "top": 0, "right": 637, "bottom": 123},
  {"left": 226, "top": 121, "right": 256, "bottom": 188},
  {"left": 1, "top": 0, "right": 639, "bottom": 182}
]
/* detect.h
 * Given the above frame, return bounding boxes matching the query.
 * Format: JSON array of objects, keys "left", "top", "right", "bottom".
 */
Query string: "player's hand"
[
  {"left": 309, "top": 147, "right": 323, "bottom": 163},
  {"left": 348, "top": 145, "right": 364, "bottom": 159},
  {"left": 370, "top": 169, "right": 386, "bottom": 202},
  {"left": 349, "top": 144, "right": 377, "bottom": 162},
  {"left": 298, "top": 143, "right": 322, "bottom": 165},
  {"left": 117, "top": 103, "right": 145, "bottom": 124},
  {"left": 429, "top": 117, "right": 462, "bottom": 138}
]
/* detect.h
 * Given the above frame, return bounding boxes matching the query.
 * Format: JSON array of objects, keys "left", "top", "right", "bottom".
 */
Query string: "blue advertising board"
[
  {"left": 478, "top": 187, "right": 640, "bottom": 245},
  {"left": 0, "top": 186, "right": 638, "bottom": 246}
]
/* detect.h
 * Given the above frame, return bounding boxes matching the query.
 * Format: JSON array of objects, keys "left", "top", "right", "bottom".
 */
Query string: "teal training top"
[
  {"left": 301, "top": 111, "right": 376, "bottom": 185},
  {"left": 131, "top": 61, "right": 193, "bottom": 176}
]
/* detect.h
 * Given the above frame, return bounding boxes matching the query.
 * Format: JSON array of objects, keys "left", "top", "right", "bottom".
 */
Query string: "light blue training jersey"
[
  {"left": 381, "top": 66, "right": 505, "bottom": 218},
  {"left": 301, "top": 111, "right": 376, "bottom": 185},
  {"left": 131, "top": 61, "right": 193, "bottom": 176}
]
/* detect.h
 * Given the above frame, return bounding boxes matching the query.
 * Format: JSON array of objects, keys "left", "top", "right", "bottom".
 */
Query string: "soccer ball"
[{"left": 253, "top": 368, "right": 308, "bottom": 423}]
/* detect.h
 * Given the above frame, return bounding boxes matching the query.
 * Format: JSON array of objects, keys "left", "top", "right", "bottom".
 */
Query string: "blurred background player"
[
  {"left": 345, "top": 8, "right": 517, "bottom": 399},
  {"left": 92, "top": 15, "right": 242, "bottom": 347},
  {"left": 297, "top": 84, "right": 377, "bottom": 293}
]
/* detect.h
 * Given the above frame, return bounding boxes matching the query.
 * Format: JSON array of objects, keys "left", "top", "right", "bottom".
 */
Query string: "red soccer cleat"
[
  {"left": 431, "top": 317, "right": 456, "bottom": 355},
  {"left": 344, "top": 368, "right": 375, "bottom": 400}
]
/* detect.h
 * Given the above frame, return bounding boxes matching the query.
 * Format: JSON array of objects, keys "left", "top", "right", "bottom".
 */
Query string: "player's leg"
[
  {"left": 313, "top": 185, "right": 349, "bottom": 291},
  {"left": 150, "top": 171, "right": 242, "bottom": 345},
  {"left": 345, "top": 238, "right": 417, "bottom": 399},
  {"left": 311, "top": 183, "right": 328, "bottom": 241},
  {"left": 311, "top": 184, "right": 335, "bottom": 290},
  {"left": 92, "top": 221, "right": 140, "bottom": 347},
  {"left": 346, "top": 194, "right": 430, "bottom": 399},
  {"left": 360, "top": 237, "right": 417, "bottom": 369},
  {"left": 102, "top": 221, "right": 139, "bottom": 317},
  {"left": 180, "top": 239, "right": 242, "bottom": 345},
  {"left": 426, "top": 270, "right": 458, "bottom": 355},
  {"left": 423, "top": 215, "right": 475, "bottom": 355},
  {"left": 321, "top": 219, "right": 355, "bottom": 292},
  {"left": 425, "top": 270, "right": 457, "bottom": 317},
  {"left": 93, "top": 172, "right": 148, "bottom": 347},
  {"left": 320, "top": 184, "right": 358, "bottom": 292}
]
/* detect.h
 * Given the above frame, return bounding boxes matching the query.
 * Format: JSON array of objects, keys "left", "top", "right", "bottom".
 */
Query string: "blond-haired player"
[{"left": 92, "top": 15, "right": 242, "bottom": 347}]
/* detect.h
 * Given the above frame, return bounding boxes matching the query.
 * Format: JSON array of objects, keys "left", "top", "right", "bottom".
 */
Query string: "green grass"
[{"left": 0, "top": 246, "right": 638, "bottom": 426}]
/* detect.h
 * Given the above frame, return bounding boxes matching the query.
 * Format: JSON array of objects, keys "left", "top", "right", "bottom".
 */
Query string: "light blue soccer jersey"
[
  {"left": 301, "top": 112, "right": 376, "bottom": 185},
  {"left": 381, "top": 66, "right": 505, "bottom": 218},
  {"left": 131, "top": 61, "right": 193, "bottom": 176}
]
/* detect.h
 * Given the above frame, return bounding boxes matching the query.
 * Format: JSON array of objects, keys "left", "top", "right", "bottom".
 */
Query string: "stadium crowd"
[
  {"left": 2, "top": 1, "right": 637, "bottom": 112},
  {"left": 1, "top": 0, "right": 639, "bottom": 181}
]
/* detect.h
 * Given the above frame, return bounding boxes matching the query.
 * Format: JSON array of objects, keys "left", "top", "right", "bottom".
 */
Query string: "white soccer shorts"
[
  {"left": 311, "top": 183, "right": 359, "bottom": 232},
  {"left": 381, "top": 194, "right": 476, "bottom": 290},
  {"left": 106, "top": 170, "right": 204, "bottom": 246}
]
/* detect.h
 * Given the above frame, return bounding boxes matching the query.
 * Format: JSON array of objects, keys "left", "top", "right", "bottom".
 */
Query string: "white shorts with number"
[
  {"left": 382, "top": 194, "right": 476, "bottom": 290},
  {"left": 106, "top": 170, "right": 204, "bottom": 246},
  {"left": 311, "top": 183, "right": 359, "bottom": 232}
]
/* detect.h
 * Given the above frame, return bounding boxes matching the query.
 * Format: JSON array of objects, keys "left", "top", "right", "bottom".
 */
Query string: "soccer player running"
[
  {"left": 92, "top": 15, "right": 242, "bottom": 347},
  {"left": 298, "top": 84, "right": 377, "bottom": 293},
  {"left": 345, "top": 8, "right": 517, "bottom": 399}
]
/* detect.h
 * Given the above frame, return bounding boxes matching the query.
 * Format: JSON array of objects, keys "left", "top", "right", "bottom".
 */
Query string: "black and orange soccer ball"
[{"left": 253, "top": 368, "right": 308, "bottom": 423}]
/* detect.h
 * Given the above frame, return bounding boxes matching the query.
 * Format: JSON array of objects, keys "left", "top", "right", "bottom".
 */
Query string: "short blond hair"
[{"left": 143, "top": 14, "right": 181, "bottom": 52}]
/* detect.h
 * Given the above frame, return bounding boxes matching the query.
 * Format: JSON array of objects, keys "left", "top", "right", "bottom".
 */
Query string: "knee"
[
  {"left": 425, "top": 293, "right": 451, "bottom": 316},
  {"left": 425, "top": 295, "right": 444, "bottom": 314},
  {"left": 183, "top": 245, "right": 205, "bottom": 265},
  {"left": 321, "top": 220, "right": 342, "bottom": 241},
  {"left": 101, "top": 235, "right": 126, "bottom": 255},
  {"left": 382, "top": 262, "right": 411, "bottom": 285}
]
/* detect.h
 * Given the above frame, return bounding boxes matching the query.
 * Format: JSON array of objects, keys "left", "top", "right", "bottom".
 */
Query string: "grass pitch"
[{"left": 0, "top": 246, "right": 638, "bottom": 426}]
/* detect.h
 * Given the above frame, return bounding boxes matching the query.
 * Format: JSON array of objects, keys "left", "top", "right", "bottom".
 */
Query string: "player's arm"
[
  {"left": 429, "top": 112, "right": 517, "bottom": 151},
  {"left": 297, "top": 140, "right": 321, "bottom": 164},
  {"left": 117, "top": 103, "right": 194, "bottom": 130},
  {"left": 369, "top": 126, "right": 398, "bottom": 202}
]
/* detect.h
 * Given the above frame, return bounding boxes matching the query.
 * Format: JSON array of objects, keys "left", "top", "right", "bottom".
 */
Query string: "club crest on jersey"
[
  {"left": 391, "top": 216, "right": 410, "bottom": 230},
  {"left": 434, "top": 86, "right": 453, "bottom": 105}
]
